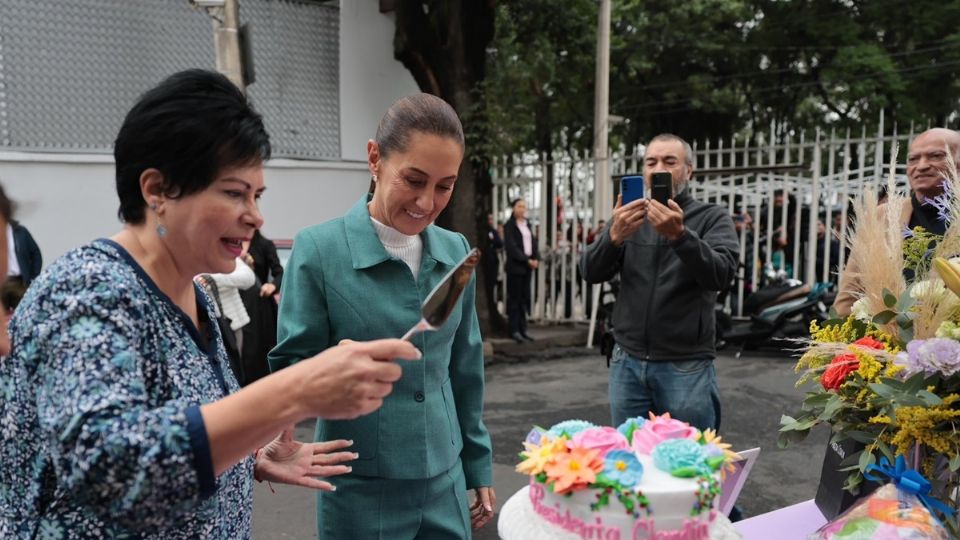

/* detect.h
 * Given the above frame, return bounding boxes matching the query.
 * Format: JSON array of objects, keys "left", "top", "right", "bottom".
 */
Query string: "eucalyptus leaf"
[
  {"left": 819, "top": 395, "right": 845, "bottom": 421},
  {"left": 777, "top": 429, "right": 811, "bottom": 448},
  {"left": 839, "top": 450, "right": 863, "bottom": 469},
  {"left": 899, "top": 326, "right": 915, "bottom": 342},
  {"left": 917, "top": 390, "right": 943, "bottom": 406},
  {"left": 876, "top": 439, "right": 895, "bottom": 462},
  {"left": 802, "top": 392, "right": 833, "bottom": 408},
  {"left": 950, "top": 454, "right": 960, "bottom": 472},
  {"left": 781, "top": 417, "right": 818, "bottom": 432},
  {"left": 844, "top": 431, "right": 879, "bottom": 444},
  {"left": 868, "top": 383, "right": 895, "bottom": 398},
  {"left": 858, "top": 448, "right": 876, "bottom": 472},
  {"left": 776, "top": 432, "right": 791, "bottom": 449},
  {"left": 903, "top": 373, "right": 928, "bottom": 394},
  {"left": 873, "top": 310, "right": 897, "bottom": 324},
  {"left": 882, "top": 288, "right": 897, "bottom": 308},
  {"left": 896, "top": 290, "right": 916, "bottom": 312},
  {"left": 895, "top": 313, "right": 914, "bottom": 328},
  {"left": 843, "top": 472, "right": 864, "bottom": 493}
]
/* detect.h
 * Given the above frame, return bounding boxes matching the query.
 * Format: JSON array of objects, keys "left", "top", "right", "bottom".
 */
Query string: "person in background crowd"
[
  {"left": 0, "top": 184, "right": 41, "bottom": 313},
  {"left": 759, "top": 189, "right": 811, "bottom": 280},
  {"left": 834, "top": 128, "right": 960, "bottom": 315},
  {"left": 482, "top": 212, "right": 503, "bottom": 313},
  {"left": 269, "top": 93, "right": 495, "bottom": 539},
  {"left": 0, "top": 69, "right": 420, "bottom": 539},
  {"left": 503, "top": 198, "right": 540, "bottom": 343},
  {"left": 580, "top": 133, "right": 739, "bottom": 432},
  {"left": 587, "top": 219, "right": 607, "bottom": 244},
  {"left": 196, "top": 245, "right": 257, "bottom": 379},
  {"left": 239, "top": 228, "right": 283, "bottom": 385},
  {"left": 814, "top": 218, "right": 841, "bottom": 284}
]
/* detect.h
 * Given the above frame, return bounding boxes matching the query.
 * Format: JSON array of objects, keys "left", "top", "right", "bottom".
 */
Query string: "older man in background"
[{"left": 834, "top": 128, "right": 960, "bottom": 315}]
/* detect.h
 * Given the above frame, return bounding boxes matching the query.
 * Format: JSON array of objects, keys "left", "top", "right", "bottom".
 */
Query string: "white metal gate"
[{"left": 491, "top": 112, "right": 935, "bottom": 323}]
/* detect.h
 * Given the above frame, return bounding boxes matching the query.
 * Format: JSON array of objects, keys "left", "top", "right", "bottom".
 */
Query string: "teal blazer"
[{"left": 269, "top": 196, "right": 493, "bottom": 488}]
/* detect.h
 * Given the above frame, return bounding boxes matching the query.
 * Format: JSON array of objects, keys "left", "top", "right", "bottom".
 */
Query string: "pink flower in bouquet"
[
  {"left": 631, "top": 413, "right": 700, "bottom": 455},
  {"left": 821, "top": 353, "right": 859, "bottom": 391},
  {"left": 569, "top": 427, "right": 630, "bottom": 457}
]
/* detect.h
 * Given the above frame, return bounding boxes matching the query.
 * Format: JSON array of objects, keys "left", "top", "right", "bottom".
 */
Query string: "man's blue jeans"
[{"left": 608, "top": 342, "right": 721, "bottom": 431}]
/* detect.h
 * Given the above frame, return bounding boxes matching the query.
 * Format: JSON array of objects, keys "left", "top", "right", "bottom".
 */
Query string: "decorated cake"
[{"left": 498, "top": 414, "right": 743, "bottom": 540}]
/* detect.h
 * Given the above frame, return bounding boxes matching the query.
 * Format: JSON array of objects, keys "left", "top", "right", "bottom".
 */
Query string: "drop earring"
[{"left": 151, "top": 204, "right": 167, "bottom": 238}]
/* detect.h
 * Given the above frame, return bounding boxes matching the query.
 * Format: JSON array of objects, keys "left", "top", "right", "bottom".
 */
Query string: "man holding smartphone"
[{"left": 580, "top": 133, "right": 739, "bottom": 432}]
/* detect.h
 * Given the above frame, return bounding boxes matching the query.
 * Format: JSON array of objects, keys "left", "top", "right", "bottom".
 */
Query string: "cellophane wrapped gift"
[{"left": 808, "top": 484, "right": 949, "bottom": 540}]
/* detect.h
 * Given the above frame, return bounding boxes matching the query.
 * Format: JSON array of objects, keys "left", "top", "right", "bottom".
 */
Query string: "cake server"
[{"left": 401, "top": 247, "right": 480, "bottom": 341}]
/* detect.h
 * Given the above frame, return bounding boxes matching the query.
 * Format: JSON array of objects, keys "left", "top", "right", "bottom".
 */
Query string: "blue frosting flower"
[
  {"left": 603, "top": 450, "right": 644, "bottom": 488},
  {"left": 547, "top": 420, "right": 596, "bottom": 439},
  {"left": 616, "top": 416, "right": 648, "bottom": 439},
  {"left": 652, "top": 439, "right": 707, "bottom": 475}
]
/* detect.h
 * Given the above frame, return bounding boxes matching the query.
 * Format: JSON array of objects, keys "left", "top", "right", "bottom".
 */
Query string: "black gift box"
[{"left": 815, "top": 439, "right": 883, "bottom": 520}]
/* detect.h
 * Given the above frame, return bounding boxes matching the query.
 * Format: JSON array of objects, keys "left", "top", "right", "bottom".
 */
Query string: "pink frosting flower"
[
  {"left": 569, "top": 427, "right": 630, "bottom": 457},
  {"left": 631, "top": 413, "right": 700, "bottom": 455}
]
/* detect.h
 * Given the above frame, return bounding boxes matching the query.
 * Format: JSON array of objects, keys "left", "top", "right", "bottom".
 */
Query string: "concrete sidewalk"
[{"left": 484, "top": 322, "right": 591, "bottom": 361}]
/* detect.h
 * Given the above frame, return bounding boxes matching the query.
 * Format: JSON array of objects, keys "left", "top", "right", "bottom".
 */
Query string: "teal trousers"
[{"left": 317, "top": 461, "right": 471, "bottom": 539}]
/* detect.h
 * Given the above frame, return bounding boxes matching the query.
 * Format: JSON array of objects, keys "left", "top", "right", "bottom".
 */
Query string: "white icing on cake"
[
  {"left": 499, "top": 485, "right": 742, "bottom": 540},
  {"left": 531, "top": 453, "right": 717, "bottom": 538}
]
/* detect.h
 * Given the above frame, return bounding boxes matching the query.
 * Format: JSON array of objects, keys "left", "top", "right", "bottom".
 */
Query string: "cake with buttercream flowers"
[{"left": 498, "top": 413, "right": 743, "bottom": 540}]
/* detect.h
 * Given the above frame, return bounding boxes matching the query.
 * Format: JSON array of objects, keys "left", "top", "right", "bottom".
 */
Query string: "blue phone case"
[{"left": 620, "top": 176, "right": 644, "bottom": 205}]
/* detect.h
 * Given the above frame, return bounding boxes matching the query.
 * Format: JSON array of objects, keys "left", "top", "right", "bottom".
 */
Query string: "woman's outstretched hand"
[{"left": 254, "top": 426, "right": 356, "bottom": 491}]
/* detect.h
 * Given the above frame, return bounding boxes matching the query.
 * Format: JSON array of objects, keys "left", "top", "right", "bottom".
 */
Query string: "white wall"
[
  {"left": 0, "top": 2, "right": 420, "bottom": 268},
  {"left": 338, "top": 2, "right": 420, "bottom": 162},
  {"left": 0, "top": 153, "right": 370, "bottom": 264}
]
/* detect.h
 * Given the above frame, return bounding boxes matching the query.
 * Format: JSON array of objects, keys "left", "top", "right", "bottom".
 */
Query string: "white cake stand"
[{"left": 497, "top": 486, "right": 742, "bottom": 540}]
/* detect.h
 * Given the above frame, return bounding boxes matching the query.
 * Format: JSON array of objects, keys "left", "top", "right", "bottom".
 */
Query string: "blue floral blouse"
[{"left": 0, "top": 239, "right": 253, "bottom": 539}]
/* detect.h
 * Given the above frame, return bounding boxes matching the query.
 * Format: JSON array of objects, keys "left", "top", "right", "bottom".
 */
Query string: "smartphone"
[
  {"left": 651, "top": 172, "right": 673, "bottom": 205},
  {"left": 620, "top": 176, "right": 644, "bottom": 206}
]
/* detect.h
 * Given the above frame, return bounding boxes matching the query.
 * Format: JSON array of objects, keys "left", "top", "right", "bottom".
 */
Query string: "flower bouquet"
[{"left": 779, "top": 148, "right": 960, "bottom": 534}]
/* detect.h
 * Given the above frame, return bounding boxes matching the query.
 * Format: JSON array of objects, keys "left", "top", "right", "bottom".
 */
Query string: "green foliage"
[
  {"left": 466, "top": 0, "right": 597, "bottom": 159},
  {"left": 474, "top": 0, "right": 960, "bottom": 159},
  {"left": 903, "top": 227, "right": 943, "bottom": 276}
]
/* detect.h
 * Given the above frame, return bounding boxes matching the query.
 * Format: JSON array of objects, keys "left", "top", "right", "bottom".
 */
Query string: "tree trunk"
[{"left": 392, "top": 0, "right": 506, "bottom": 335}]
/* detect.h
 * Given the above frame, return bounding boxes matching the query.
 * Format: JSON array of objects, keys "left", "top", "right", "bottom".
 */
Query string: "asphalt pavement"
[{"left": 252, "top": 346, "right": 829, "bottom": 539}]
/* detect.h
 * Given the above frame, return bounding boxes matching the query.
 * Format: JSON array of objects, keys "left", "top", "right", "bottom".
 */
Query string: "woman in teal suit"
[{"left": 269, "top": 94, "right": 495, "bottom": 539}]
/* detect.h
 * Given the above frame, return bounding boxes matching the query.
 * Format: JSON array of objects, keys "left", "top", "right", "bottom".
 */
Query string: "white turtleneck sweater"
[{"left": 371, "top": 216, "right": 423, "bottom": 279}]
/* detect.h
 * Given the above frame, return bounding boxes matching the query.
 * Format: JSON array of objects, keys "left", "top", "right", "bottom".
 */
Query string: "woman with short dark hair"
[{"left": 0, "top": 70, "right": 420, "bottom": 539}]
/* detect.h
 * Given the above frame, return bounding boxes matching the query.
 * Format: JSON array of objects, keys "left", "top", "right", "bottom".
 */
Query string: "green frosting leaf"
[{"left": 671, "top": 466, "right": 701, "bottom": 478}]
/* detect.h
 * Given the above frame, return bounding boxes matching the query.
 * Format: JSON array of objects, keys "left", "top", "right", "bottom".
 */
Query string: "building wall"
[
  {"left": 338, "top": 2, "right": 419, "bottom": 162},
  {"left": 0, "top": 153, "right": 370, "bottom": 263},
  {"left": 0, "top": 2, "right": 420, "bottom": 267}
]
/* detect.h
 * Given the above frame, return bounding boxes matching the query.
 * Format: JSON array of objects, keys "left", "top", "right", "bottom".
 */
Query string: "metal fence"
[
  {"left": 0, "top": 0, "right": 340, "bottom": 159},
  {"left": 491, "top": 112, "right": 933, "bottom": 324}
]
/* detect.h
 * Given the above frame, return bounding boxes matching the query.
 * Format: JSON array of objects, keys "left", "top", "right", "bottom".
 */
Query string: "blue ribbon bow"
[{"left": 864, "top": 455, "right": 956, "bottom": 520}]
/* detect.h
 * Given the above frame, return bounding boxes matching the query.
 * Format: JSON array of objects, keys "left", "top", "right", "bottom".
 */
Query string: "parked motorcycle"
[{"left": 717, "top": 265, "right": 834, "bottom": 351}]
